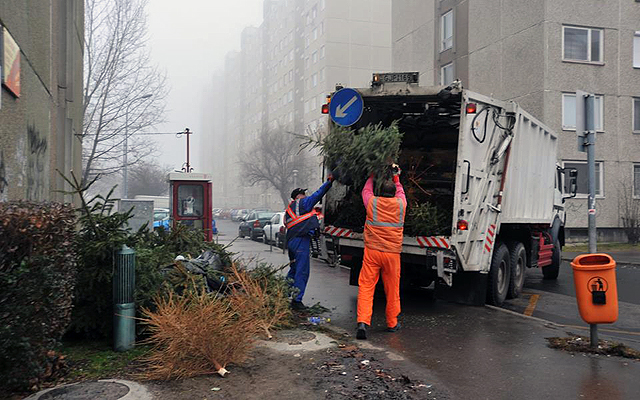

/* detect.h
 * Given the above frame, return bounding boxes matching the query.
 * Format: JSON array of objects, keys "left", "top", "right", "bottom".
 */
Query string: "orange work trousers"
[{"left": 357, "top": 247, "right": 401, "bottom": 328}]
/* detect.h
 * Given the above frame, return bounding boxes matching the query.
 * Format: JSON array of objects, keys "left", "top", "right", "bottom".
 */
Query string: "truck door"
[{"left": 451, "top": 92, "right": 516, "bottom": 273}]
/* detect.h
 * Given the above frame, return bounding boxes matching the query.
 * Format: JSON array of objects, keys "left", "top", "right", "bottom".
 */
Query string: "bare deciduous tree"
[
  {"left": 82, "top": 0, "right": 168, "bottom": 186},
  {"left": 238, "top": 128, "right": 313, "bottom": 207},
  {"left": 618, "top": 179, "right": 640, "bottom": 244},
  {"left": 127, "top": 162, "right": 171, "bottom": 198}
]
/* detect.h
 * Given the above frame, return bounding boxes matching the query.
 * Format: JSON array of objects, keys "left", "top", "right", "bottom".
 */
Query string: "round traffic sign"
[{"left": 329, "top": 88, "right": 364, "bottom": 127}]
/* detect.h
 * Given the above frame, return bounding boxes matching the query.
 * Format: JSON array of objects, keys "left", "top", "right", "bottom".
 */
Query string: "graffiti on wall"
[
  {"left": 0, "top": 150, "right": 8, "bottom": 201},
  {"left": 26, "top": 124, "right": 47, "bottom": 200}
]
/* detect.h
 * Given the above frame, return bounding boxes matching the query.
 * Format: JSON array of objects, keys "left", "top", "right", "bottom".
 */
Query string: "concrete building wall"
[
  {"left": 0, "top": 0, "right": 83, "bottom": 204},
  {"left": 391, "top": 0, "right": 640, "bottom": 241}
]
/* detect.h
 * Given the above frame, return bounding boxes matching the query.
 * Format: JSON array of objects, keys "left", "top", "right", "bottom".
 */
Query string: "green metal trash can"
[{"left": 113, "top": 245, "right": 136, "bottom": 352}]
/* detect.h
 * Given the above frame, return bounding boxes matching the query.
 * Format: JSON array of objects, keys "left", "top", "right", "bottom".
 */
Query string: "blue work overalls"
[{"left": 285, "top": 180, "right": 332, "bottom": 302}]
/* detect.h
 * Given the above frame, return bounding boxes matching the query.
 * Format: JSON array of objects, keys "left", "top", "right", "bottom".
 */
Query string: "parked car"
[
  {"left": 153, "top": 208, "right": 170, "bottom": 230},
  {"left": 232, "top": 209, "right": 249, "bottom": 221},
  {"left": 220, "top": 208, "right": 233, "bottom": 219},
  {"left": 212, "top": 208, "right": 222, "bottom": 218},
  {"left": 263, "top": 211, "right": 285, "bottom": 247},
  {"left": 238, "top": 211, "right": 276, "bottom": 240}
]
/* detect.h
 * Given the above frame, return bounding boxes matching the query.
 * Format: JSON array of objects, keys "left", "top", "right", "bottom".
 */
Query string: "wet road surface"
[{"left": 216, "top": 220, "right": 640, "bottom": 399}]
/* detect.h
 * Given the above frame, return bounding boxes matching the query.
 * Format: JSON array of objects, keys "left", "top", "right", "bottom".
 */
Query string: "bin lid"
[{"left": 570, "top": 253, "right": 615, "bottom": 270}]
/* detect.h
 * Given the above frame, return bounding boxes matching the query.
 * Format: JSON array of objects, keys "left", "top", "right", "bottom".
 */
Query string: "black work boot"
[
  {"left": 356, "top": 322, "right": 367, "bottom": 340},
  {"left": 386, "top": 322, "right": 401, "bottom": 332},
  {"left": 291, "top": 300, "right": 307, "bottom": 311}
]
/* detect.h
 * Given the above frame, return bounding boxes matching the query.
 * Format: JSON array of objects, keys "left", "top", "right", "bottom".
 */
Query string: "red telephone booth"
[{"left": 168, "top": 172, "right": 213, "bottom": 241}]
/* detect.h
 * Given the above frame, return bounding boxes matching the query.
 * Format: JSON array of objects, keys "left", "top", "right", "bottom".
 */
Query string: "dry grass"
[{"left": 138, "top": 263, "right": 292, "bottom": 380}]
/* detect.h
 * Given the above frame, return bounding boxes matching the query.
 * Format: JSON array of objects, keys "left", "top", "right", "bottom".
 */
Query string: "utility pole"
[
  {"left": 576, "top": 90, "right": 598, "bottom": 347},
  {"left": 178, "top": 128, "right": 194, "bottom": 172}
]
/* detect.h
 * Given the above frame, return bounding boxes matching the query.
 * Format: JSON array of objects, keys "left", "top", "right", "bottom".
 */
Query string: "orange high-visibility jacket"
[{"left": 364, "top": 196, "right": 405, "bottom": 253}]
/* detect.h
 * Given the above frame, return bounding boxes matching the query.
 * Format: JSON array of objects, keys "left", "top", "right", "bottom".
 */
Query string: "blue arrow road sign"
[{"left": 329, "top": 88, "right": 364, "bottom": 127}]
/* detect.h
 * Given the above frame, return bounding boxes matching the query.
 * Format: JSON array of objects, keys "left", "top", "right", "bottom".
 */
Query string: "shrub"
[{"left": 0, "top": 202, "right": 77, "bottom": 390}]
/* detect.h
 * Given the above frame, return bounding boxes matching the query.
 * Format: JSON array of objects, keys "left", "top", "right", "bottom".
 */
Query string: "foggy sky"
[{"left": 145, "top": 0, "right": 264, "bottom": 171}]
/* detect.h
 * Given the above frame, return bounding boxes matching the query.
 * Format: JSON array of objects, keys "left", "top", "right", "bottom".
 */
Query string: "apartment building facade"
[
  {"left": 202, "top": 0, "right": 392, "bottom": 210},
  {"left": 393, "top": 0, "right": 640, "bottom": 241},
  {"left": 0, "top": 1, "right": 84, "bottom": 204}
]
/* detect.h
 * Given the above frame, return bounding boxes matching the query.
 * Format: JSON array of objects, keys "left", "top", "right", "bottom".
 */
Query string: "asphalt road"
[{"left": 215, "top": 220, "right": 640, "bottom": 400}]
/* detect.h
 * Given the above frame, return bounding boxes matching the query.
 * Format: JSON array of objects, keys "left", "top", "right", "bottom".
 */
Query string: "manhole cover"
[
  {"left": 272, "top": 330, "right": 316, "bottom": 345},
  {"left": 40, "top": 381, "right": 129, "bottom": 400}
]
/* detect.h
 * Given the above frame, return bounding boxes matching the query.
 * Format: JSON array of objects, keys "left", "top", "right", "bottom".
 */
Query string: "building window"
[
  {"left": 312, "top": 73, "right": 318, "bottom": 87},
  {"left": 441, "top": 63, "right": 454, "bottom": 85},
  {"left": 634, "top": 98, "right": 640, "bottom": 133},
  {"left": 634, "top": 164, "right": 640, "bottom": 198},
  {"left": 634, "top": 32, "right": 640, "bottom": 68},
  {"left": 312, "top": 51, "right": 318, "bottom": 63},
  {"left": 319, "top": 22, "right": 324, "bottom": 36},
  {"left": 562, "top": 93, "right": 604, "bottom": 131},
  {"left": 441, "top": 10, "right": 453, "bottom": 51},
  {"left": 311, "top": 97, "right": 317, "bottom": 112},
  {"left": 563, "top": 161, "right": 604, "bottom": 197},
  {"left": 320, "top": 67, "right": 325, "bottom": 82},
  {"left": 320, "top": 0, "right": 325, "bottom": 10},
  {"left": 563, "top": 26, "right": 603, "bottom": 63},
  {"left": 312, "top": 28, "right": 318, "bottom": 41}
]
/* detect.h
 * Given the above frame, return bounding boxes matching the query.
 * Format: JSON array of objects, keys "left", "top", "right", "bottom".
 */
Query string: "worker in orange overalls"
[{"left": 356, "top": 165, "right": 406, "bottom": 340}]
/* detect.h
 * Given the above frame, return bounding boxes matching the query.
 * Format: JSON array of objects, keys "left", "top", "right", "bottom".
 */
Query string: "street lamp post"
[
  {"left": 292, "top": 169, "right": 298, "bottom": 188},
  {"left": 123, "top": 94, "right": 152, "bottom": 198}
]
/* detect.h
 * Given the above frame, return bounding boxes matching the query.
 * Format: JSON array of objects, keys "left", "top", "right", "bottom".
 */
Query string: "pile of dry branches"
[{"left": 138, "top": 263, "right": 292, "bottom": 380}]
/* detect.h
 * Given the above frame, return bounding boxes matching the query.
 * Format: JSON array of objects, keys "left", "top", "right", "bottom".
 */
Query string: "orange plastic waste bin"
[{"left": 571, "top": 253, "right": 618, "bottom": 324}]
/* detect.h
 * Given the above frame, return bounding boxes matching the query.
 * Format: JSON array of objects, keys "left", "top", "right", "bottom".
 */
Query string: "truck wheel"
[
  {"left": 543, "top": 239, "right": 561, "bottom": 280},
  {"left": 487, "top": 243, "right": 511, "bottom": 306},
  {"left": 263, "top": 234, "right": 268, "bottom": 244},
  {"left": 238, "top": 230, "right": 245, "bottom": 238},
  {"left": 507, "top": 242, "right": 526, "bottom": 299}
]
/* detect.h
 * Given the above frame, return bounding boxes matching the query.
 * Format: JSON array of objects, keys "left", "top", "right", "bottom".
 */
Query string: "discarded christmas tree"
[{"left": 300, "top": 122, "right": 452, "bottom": 236}]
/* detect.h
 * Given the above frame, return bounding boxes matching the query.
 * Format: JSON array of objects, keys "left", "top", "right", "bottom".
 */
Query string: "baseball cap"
[{"left": 290, "top": 188, "right": 307, "bottom": 199}]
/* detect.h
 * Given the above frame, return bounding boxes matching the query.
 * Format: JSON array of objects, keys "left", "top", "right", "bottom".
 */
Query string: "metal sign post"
[{"left": 576, "top": 90, "right": 598, "bottom": 347}]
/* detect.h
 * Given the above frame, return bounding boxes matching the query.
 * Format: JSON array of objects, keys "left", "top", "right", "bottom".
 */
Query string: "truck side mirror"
[{"left": 569, "top": 169, "right": 578, "bottom": 197}]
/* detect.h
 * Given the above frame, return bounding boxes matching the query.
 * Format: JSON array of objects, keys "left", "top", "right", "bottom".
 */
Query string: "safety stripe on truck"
[
  {"left": 484, "top": 224, "right": 497, "bottom": 253},
  {"left": 324, "top": 226, "right": 353, "bottom": 238},
  {"left": 416, "top": 236, "right": 451, "bottom": 249}
]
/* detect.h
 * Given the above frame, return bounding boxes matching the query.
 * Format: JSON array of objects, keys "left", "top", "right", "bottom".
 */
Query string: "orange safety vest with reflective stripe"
[
  {"left": 364, "top": 196, "right": 405, "bottom": 253},
  {"left": 284, "top": 200, "right": 320, "bottom": 239}
]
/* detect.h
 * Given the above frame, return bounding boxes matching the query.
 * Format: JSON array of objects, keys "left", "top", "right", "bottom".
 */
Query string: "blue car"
[{"left": 153, "top": 208, "right": 171, "bottom": 230}]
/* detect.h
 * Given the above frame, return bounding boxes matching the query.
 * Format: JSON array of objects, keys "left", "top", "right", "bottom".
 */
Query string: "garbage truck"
[{"left": 321, "top": 73, "right": 577, "bottom": 306}]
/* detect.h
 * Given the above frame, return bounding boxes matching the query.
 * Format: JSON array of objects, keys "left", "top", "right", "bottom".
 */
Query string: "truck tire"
[
  {"left": 542, "top": 239, "right": 561, "bottom": 280},
  {"left": 487, "top": 243, "right": 511, "bottom": 306},
  {"left": 507, "top": 242, "right": 526, "bottom": 299}
]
